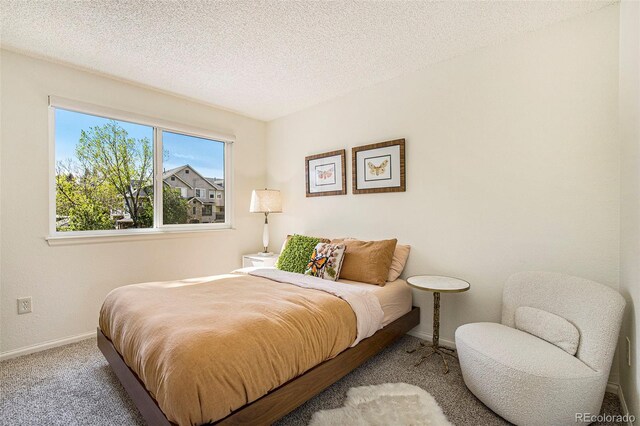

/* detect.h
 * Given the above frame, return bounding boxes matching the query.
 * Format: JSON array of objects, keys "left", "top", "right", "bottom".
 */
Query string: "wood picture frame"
[
  {"left": 305, "top": 149, "right": 347, "bottom": 197},
  {"left": 352, "top": 139, "right": 406, "bottom": 194}
]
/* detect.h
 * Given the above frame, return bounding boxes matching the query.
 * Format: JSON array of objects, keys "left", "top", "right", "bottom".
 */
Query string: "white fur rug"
[{"left": 309, "top": 383, "right": 452, "bottom": 426}]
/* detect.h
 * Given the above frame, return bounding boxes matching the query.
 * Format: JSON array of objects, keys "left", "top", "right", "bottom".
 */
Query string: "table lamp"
[{"left": 249, "top": 189, "right": 282, "bottom": 255}]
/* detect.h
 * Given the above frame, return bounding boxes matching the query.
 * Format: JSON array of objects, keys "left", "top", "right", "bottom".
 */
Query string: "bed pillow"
[
  {"left": 304, "top": 243, "right": 346, "bottom": 281},
  {"left": 334, "top": 238, "right": 409, "bottom": 282},
  {"left": 515, "top": 306, "right": 580, "bottom": 355},
  {"left": 387, "top": 244, "right": 411, "bottom": 281},
  {"left": 276, "top": 235, "right": 323, "bottom": 274},
  {"left": 331, "top": 238, "right": 397, "bottom": 286}
]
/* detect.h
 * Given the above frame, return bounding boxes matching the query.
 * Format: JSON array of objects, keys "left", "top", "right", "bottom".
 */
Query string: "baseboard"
[
  {"left": 607, "top": 382, "right": 618, "bottom": 394},
  {"left": 407, "top": 329, "right": 456, "bottom": 349},
  {"left": 617, "top": 383, "right": 633, "bottom": 426},
  {"left": 0, "top": 331, "right": 95, "bottom": 361},
  {"left": 604, "top": 382, "right": 633, "bottom": 426},
  {"left": 618, "top": 385, "right": 633, "bottom": 426}
]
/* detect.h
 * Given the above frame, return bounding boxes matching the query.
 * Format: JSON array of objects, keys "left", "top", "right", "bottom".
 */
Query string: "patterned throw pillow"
[
  {"left": 304, "top": 243, "right": 346, "bottom": 281},
  {"left": 276, "top": 235, "right": 322, "bottom": 274}
]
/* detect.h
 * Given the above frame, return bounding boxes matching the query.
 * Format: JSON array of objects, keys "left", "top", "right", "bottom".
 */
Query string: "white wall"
[
  {"left": 619, "top": 0, "right": 640, "bottom": 419},
  {"left": 0, "top": 50, "right": 266, "bottom": 355},
  {"left": 266, "top": 4, "right": 620, "bottom": 377}
]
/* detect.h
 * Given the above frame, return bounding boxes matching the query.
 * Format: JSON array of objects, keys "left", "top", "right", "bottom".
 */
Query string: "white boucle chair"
[{"left": 455, "top": 271, "right": 625, "bottom": 426}]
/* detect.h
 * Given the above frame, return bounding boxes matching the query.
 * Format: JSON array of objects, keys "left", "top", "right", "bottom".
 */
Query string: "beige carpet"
[{"left": 0, "top": 335, "right": 624, "bottom": 426}]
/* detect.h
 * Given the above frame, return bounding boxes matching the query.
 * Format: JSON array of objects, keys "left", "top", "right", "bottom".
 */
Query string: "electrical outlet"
[
  {"left": 627, "top": 337, "right": 632, "bottom": 367},
  {"left": 17, "top": 297, "right": 32, "bottom": 315}
]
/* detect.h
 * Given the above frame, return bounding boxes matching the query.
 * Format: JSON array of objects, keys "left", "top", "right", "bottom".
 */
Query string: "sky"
[
  {"left": 55, "top": 109, "right": 225, "bottom": 179},
  {"left": 163, "top": 132, "right": 224, "bottom": 179}
]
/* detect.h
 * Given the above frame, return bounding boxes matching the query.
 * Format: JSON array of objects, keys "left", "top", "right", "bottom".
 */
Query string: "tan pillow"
[
  {"left": 335, "top": 238, "right": 410, "bottom": 282},
  {"left": 331, "top": 238, "right": 397, "bottom": 286},
  {"left": 388, "top": 244, "right": 411, "bottom": 281}
]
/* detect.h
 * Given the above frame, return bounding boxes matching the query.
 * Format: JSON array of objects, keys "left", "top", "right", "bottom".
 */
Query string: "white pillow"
[
  {"left": 515, "top": 306, "right": 580, "bottom": 355},
  {"left": 388, "top": 244, "right": 411, "bottom": 281}
]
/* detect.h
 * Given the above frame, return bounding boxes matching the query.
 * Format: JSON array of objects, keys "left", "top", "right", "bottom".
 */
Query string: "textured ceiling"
[{"left": 1, "top": 1, "right": 613, "bottom": 121}]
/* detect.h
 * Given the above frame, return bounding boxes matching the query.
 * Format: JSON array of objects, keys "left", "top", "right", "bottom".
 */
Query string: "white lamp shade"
[{"left": 250, "top": 189, "right": 282, "bottom": 213}]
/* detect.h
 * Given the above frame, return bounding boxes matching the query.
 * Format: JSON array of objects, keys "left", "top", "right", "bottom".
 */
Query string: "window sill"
[{"left": 46, "top": 226, "right": 234, "bottom": 246}]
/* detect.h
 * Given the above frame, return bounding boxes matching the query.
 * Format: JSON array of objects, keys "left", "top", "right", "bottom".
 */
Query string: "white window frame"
[
  {"left": 209, "top": 191, "right": 215, "bottom": 199},
  {"left": 195, "top": 188, "right": 206, "bottom": 198},
  {"left": 47, "top": 96, "right": 235, "bottom": 245}
]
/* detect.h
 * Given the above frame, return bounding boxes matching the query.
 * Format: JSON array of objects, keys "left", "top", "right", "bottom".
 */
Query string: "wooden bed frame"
[{"left": 98, "top": 306, "right": 420, "bottom": 425}]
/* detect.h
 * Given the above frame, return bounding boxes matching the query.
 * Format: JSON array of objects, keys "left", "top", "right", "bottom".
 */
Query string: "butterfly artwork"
[
  {"left": 353, "top": 139, "right": 405, "bottom": 194},
  {"left": 314, "top": 163, "right": 336, "bottom": 185},
  {"left": 306, "top": 150, "right": 346, "bottom": 197},
  {"left": 316, "top": 168, "right": 334, "bottom": 180},
  {"left": 367, "top": 159, "right": 389, "bottom": 177}
]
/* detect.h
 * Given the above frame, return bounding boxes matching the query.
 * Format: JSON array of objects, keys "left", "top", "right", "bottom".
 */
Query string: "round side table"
[{"left": 407, "top": 275, "right": 470, "bottom": 374}]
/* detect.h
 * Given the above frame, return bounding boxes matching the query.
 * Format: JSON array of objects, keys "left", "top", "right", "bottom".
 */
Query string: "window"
[
  {"left": 209, "top": 192, "right": 215, "bottom": 199},
  {"left": 54, "top": 109, "right": 154, "bottom": 232},
  {"left": 50, "top": 97, "right": 232, "bottom": 238},
  {"left": 202, "top": 205, "right": 213, "bottom": 216},
  {"left": 217, "top": 194, "right": 222, "bottom": 198},
  {"left": 163, "top": 131, "right": 225, "bottom": 224}
]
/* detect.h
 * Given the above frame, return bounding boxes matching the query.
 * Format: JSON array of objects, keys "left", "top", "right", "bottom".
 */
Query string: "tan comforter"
[{"left": 99, "top": 273, "right": 357, "bottom": 426}]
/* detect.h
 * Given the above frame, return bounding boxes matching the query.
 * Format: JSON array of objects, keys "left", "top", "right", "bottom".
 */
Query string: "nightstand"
[
  {"left": 406, "top": 275, "right": 470, "bottom": 374},
  {"left": 242, "top": 253, "right": 279, "bottom": 268}
]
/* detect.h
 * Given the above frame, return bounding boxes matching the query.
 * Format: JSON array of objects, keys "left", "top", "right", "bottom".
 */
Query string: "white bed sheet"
[
  {"left": 336, "top": 278, "right": 413, "bottom": 326},
  {"left": 234, "top": 267, "right": 413, "bottom": 327}
]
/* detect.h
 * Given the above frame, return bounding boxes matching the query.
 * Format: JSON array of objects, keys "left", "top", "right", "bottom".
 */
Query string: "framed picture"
[
  {"left": 352, "top": 139, "right": 405, "bottom": 194},
  {"left": 305, "top": 149, "right": 347, "bottom": 197}
]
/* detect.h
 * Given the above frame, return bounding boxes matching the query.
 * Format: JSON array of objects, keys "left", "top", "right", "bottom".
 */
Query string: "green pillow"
[{"left": 276, "top": 234, "right": 321, "bottom": 274}]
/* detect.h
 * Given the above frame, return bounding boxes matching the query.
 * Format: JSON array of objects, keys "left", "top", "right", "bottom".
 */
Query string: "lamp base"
[{"left": 257, "top": 251, "right": 274, "bottom": 257}]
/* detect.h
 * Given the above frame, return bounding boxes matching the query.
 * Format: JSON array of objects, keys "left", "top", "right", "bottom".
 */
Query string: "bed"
[{"left": 98, "top": 267, "right": 419, "bottom": 425}]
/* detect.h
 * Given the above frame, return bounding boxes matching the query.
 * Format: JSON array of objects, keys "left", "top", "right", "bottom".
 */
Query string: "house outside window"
[
  {"left": 162, "top": 164, "right": 225, "bottom": 224},
  {"left": 50, "top": 97, "right": 232, "bottom": 241}
]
